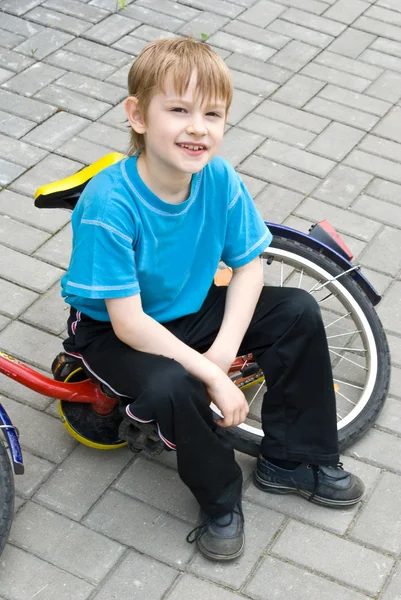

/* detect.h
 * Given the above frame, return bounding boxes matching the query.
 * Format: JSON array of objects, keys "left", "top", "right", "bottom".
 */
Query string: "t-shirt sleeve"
[
  {"left": 63, "top": 173, "right": 140, "bottom": 300},
  {"left": 221, "top": 175, "right": 272, "bottom": 268}
]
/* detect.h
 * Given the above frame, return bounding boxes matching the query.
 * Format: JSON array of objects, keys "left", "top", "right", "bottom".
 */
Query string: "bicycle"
[{"left": 0, "top": 152, "right": 390, "bottom": 551}]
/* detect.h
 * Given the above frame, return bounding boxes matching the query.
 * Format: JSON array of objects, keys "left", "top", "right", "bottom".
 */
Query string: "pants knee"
[
  {"left": 145, "top": 359, "right": 207, "bottom": 409},
  {"left": 285, "top": 288, "right": 323, "bottom": 331}
]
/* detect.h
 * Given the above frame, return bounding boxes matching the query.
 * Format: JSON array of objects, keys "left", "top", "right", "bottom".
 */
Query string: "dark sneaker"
[
  {"left": 186, "top": 503, "right": 245, "bottom": 561},
  {"left": 254, "top": 456, "right": 365, "bottom": 507}
]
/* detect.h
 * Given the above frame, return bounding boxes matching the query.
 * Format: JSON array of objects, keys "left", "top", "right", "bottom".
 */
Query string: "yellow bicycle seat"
[{"left": 34, "top": 152, "right": 125, "bottom": 210}]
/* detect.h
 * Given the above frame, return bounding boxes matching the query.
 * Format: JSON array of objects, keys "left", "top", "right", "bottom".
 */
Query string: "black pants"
[{"left": 64, "top": 285, "right": 339, "bottom": 517}]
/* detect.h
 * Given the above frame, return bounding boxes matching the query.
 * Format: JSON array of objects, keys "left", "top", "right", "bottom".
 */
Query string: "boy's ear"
[{"left": 125, "top": 96, "right": 146, "bottom": 134}]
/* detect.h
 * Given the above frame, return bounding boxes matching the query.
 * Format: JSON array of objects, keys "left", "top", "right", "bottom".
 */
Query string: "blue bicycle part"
[{"left": 0, "top": 403, "right": 24, "bottom": 475}]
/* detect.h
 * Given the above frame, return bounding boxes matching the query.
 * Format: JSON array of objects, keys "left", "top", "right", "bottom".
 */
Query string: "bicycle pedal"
[{"left": 118, "top": 419, "right": 165, "bottom": 456}]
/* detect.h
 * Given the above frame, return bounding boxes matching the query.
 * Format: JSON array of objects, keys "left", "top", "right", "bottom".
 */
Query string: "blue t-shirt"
[{"left": 61, "top": 155, "right": 272, "bottom": 323}]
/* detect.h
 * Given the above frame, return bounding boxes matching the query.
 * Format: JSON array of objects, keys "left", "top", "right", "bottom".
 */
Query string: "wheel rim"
[{"left": 211, "top": 247, "right": 378, "bottom": 439}]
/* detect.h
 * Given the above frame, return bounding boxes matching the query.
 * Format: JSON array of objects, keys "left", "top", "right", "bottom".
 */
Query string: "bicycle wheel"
[
  {"left": 0, "top": 435, "right": 14, "bottom": 556},
  {"left": 216, "top": 236, "right": 390, "bottom": 457}
]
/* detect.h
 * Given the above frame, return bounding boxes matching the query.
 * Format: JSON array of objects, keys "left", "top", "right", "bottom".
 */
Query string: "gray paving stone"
[
  {"left": 227, "top": 89, "right": 263, "bottom": 126},
  {"left": 0, "top": 0, "right": 44, "bottom": 15},
  {"left": 0, "top": 377, "right": 52, "bottom": 411},
  {"left": 360, "top": 226, "right": 401, "bottom": 276},
  {"left": 92, "top": 550, "right": 179, "bottom": 600},
  {"left": 238, "top": 173, "right": 267, "bottom": 197},
  {"left": 231, "top": 69, "right": 278, "bottom": 98},
  {"left": 65, "top": 38, "right": 131, "bottom": 69},
  {"left": 33, "top": 223, "right": 71, "bottom": 270},
  {"left": 355, "top": 15, "right": 401, "bottom": 43},
  {"left": 0, "top": 315, "right": 10, "bottom": 331},
  {"left": 245, "top": 455, "right": 380, "bottom": 535},
  {"left": 358, "top": 265, "right": 393, "bottom": 295},
  {"left": 226, "top": 54, "right": 292, "bottom": 84},
  {"left": 35, "top": 443, "right": 131, "bottom": 520},
  {"left": 319, "top": 85, "right": 391, "bottom": 117},
  {"left": 268, "top": 19, "right": 334, "bottom": 49},
  {"left": 372, "top": 106, "right": 401, "bottom": 143},
  {"left": 84, "top": 13, "right": 140, "bottom": 44},
  {"left": 365, "top": 177, "right": 401, "bottom": 204},
  {"left": 35, "top": 84, "right": 112, "bottom": 120},
  {"left": 375, "top": 397, "right": 401, "bottom": 434},
  {"left": 208, "top": 31, "right": 277, "bottom": 61},
  {"left": 176, "top": 0, "right": 243, "bottom": 18},
  {"left": 78, "top": 121, "right": 129, "bottom": 152},
  {"left": 0, "top": 28, "right": 25, "bottom": 50},
  {"left": 0, "top": 67, "right": 12, "bottom": 84},
  {"left": 189, "top": 502, "right": 284, "bottom": 589},
  {"left": 112, "top": 34, "right": 150, "bottom": 55},
  {"left": 369, "top": 4, "right": 401, "bottom": 23},
  {"left": 21, "top": 283, "right": 67, "bottom": 335},
  {"left": 265, "top": 0, "right": 330, "bottom": 15},
  {"left": 360, "top": 48, "right": 401, "bottom": 73},
  {"left": 314, "top": 50, "right": 383, "bottom": 80},
  {"left": 0, "top": 245, "right": 61, "bottom": 293},
  {"left": 0, "top": 11, "right": 44, "bottom": 37},
  {"left": 352, "top": 194, "right": 401, "bottom": 229},
  {"left": 114, "top": 456, "right": 198, "bottom": 524},
  {"left": 3, "top": 397, "right": 76, "bottom": 461},
  {"left": 376, "top": 281, "right": 401, "bottom": 334},
  {"left": 0, "top": 189, "right": 71, "bottom": 233},
  {"left": 90, "top": 0, "right": 135, "bottom": 8},
  {"left": 256, "top": 139, "right": 335, "bottom": 177},
  {"left": 296, "top": 197, "right": 381, "bottom": 240},
  {"left": 166, "top": 574, "right": 244, "bottom": 600},
  {"left": 239, "top": 113, "right": 316, "bottom": 149},
  {"left": 269, "top": 40, "right": 320, "bottom": 72},
  {"left": 324, "top": 0, "right": 370, "bottom": 25},
  {"left": 0, "top": 277, "right": 38, "bottom": 319},
  {"left": 240, "top": 154, "right": 320, "bottom": 195},
  {"left": 220, "top": 126, "right": 264, "bottom": 167},
  {"left": 348, "top": 427, "right": 401, "bottom": 470},
  {"left": 14, "top": 449, "right": 54, "bottom": 499},
  {"left": 56, "top": 72, "right": 126, "bottom": 105},
  {"left": 0, "top": 157, "right": 25, "bottom": 185},
  {"left": 43, "top": 0, "right": 109, "bottom": 23},
  {"left": 181, "top": 13, "right": 230, "bottom": 39},
  {"left": 3, "top": 62, "right": 65, "bottom": 97},
  {"left": 377, "top": 0, "right": 401, "bottom": 10},
  {"left": 272, "top": 519, "right": 394, "bottom": 594},
  {"left": 125, "top": 4, "right": 185, "bottom": 31},
  {"left": 345, "top": 150, "right": 401, "bottom": 185},
  {"left": 0, "top": 89, "right": 57, "bottom": 123},
  {"left": 99, "top": 100, "right": 127, "bottom": 131},
  {"left": 271, "top": 73, "right": 325, "bottom": 108},
  {"left": 14, "top": 28, "right": 73, "bottom": 60},
  {"left": 281, "top": 8, "right": 346, "bottom": 37},
  {"left": 57, "top": 136, "right": 118, "bottom": 164},
  {"left": 0, "top": 545, "right": 94, "bottom": 600},
  {"left": 351, "top": 472, "right": 401, "bottom": 554},
  {"left": 0, "top": 214, "right": 50, "bottom": 254},
  {"left": 10, "top": 501, "right": 124, "bottom": 583},
  {"left": 0, "top": 48, "right": 34, "bottom": 72},
  {"left": 10, "top": 153, "right": 82, "bottom": 197},
  {"left": 0, "top": 110, "right": 35, "bottom": 138},
  {"left": 329, "top": 28, "right": 376, "bottom": 60},
  {"left": 84, "top": 489, "right": 196, "bottom": 567},
  {"left": 255, "top": 99, "right": 329, "bottom": 133},
  {"left": 24, "top": 6, "right": 92, "bottom": 35},
  {"left": 255, "top": 185, "right": 304, "bottom": 223},
  {"left": 0, "top": 132, "right": 48, "bottom": 167},
  {"left": 388, "top": 332, "right": 401, "bottom": 366},
  {"left": 305, "top": 97, "right": 380, "bottom": 130},
  {"left": 105, "top": 62, "right": 131, "bottom": 87},
  {"left": 237, "top": 0, "right": 285, "bottom": 27},
  {"left": 23, "top": 111, "right": 90, "bottom": 152},
  {"left": 45, "top": 49, "right": 117, "bottom": 80},
  {"left": 136, "top": 0, "right": 200, "bottom": 20},
  {"left": 370, "top": 36, "right": 401, "bottom": 59},
  {"left": 245, "top": 555, "right": 370, "bottom": 600},
  {"left": 381, "top": 562, "right": 401, "bottom": 600},
  {"left": 308, "top": 122, "right": 365, "bottom": 161}
]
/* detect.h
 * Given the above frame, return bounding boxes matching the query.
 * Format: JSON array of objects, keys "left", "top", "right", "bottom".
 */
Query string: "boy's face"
[{"left": 129, "top": 71, "right": 227, "bottom": 177}]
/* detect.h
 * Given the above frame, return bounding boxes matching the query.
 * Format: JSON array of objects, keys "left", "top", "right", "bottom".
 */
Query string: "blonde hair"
[{"left": 127, "top": 37, "right": 233, "bottom": 155}]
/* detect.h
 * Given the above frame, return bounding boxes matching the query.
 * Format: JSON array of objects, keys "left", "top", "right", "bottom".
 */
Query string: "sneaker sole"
[
  {"left": 253, "top": 471, "right": 364, "bottom": 508},
  {"left": 197, "top": 536, "right": 245, "bottom": 561}
]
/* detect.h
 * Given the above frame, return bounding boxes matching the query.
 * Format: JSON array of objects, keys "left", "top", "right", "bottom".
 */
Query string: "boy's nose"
[{"left": 186, "top": 118, "right": 207, "bottom": 136}]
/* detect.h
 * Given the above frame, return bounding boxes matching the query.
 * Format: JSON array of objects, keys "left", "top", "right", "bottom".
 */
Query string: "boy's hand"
[{"left": 206, "top": 372, "right": 249, "bottom": 428}]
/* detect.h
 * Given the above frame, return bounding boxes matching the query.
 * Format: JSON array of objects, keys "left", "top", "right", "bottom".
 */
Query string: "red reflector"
[{"left": 318, "top": 220, "right": 353, "bottom": 260}]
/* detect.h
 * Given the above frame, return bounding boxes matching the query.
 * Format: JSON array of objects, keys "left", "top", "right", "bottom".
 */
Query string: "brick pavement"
[{"left": 0, "top": 0, "right": 401, "bottom": 598}]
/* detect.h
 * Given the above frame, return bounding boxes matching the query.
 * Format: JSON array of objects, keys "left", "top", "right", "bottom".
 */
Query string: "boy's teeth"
[{"left": 180, "top": 144, "right": 204, "bottom": 150}]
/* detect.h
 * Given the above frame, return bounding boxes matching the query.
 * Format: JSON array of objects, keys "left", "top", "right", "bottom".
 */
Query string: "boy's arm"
[
  {"left": 105, "top": 294, "right": 249, "bottom": 427},
  {"left": 203, "top": 256, "right": 264, "bottom": 373}
]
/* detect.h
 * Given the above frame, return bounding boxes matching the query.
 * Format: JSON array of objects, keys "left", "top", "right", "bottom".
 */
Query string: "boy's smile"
[{"left": 126, "top": 71, "right": 227, "bottom": 203}]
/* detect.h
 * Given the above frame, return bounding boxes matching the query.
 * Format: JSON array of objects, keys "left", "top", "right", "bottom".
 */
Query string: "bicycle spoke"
[
  {"left": 329, "top": 349, "right": 368, "bottom": 370},
  {"left": 333, "top": 378, "right": 363, "bottom": 390},
  {"left": 248, "top": 380, "right": 266, "bottom": 409},
  {"left": 309, "top": 265, "right": 360, "bottom": 294},
  {"left": 327, "top": 330, "right": 362, "bottom": 339},
  {"left": 317, "top": 292, "right": 334, "bottom": 304},
  {"left": 329, "top": 346, "right": 366, "bottom": 353},
  {"left": 325, "top": 313, "right": 352, "bottom": 329},
  {"left": 280, "top": 261, "right": 284, "bottom": 287},
  {"left": 335, "top": 389, "right": 356, "bottom": 405},
  {"left": 298, "top": 268, "right": 304, "bottom": 289}
]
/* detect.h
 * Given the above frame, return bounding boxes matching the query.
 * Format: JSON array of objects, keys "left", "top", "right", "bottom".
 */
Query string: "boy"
[{"left": 62, "top": 37, "right": 364, "bottom": 562}]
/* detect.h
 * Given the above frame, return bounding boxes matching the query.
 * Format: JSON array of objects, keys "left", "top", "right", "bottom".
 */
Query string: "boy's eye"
[
  {"left": 171, "top": 107, "right": 187, "bottom": 113},
  {"left": 207, "top": 112, "right": 222, "bottom": 118}
]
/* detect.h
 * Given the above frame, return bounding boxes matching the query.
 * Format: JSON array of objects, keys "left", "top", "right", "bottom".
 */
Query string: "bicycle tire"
[
  {"left": 217, "top": 236, "right": 390, "bottom": 457},
  {"left": 0, "top": 435, "right": 14, "bottom": 556}
]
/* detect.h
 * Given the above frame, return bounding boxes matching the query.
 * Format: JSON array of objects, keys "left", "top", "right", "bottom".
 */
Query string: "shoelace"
[
  {"left": 186, "top": 505, "right": 244, "bottom": 544},
  {"left": 307, "top": 461, "right": 344, "bottom": 502}
]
